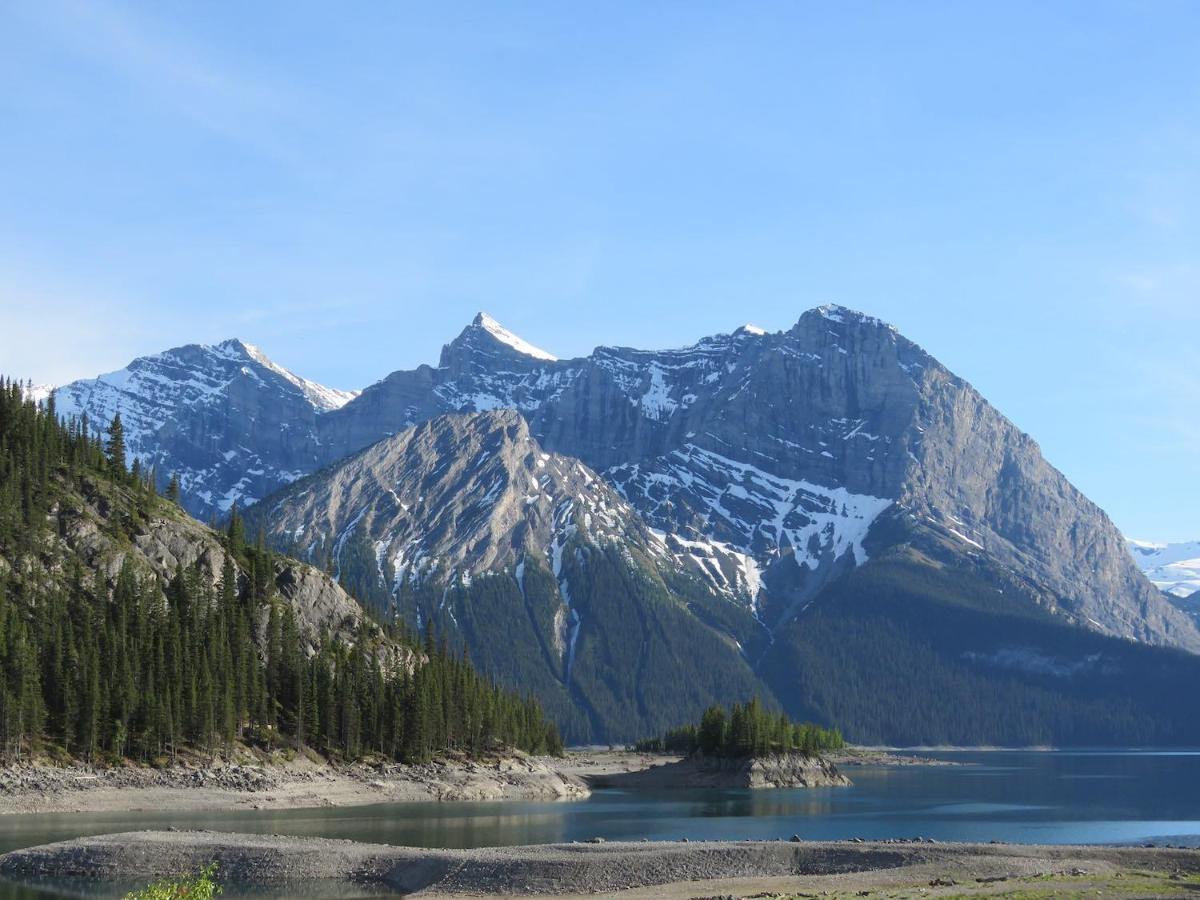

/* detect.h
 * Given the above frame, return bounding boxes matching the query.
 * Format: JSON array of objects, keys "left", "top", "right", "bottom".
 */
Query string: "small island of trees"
[{"left": 633, "top": 699, "right": 844, "bottom": 758}]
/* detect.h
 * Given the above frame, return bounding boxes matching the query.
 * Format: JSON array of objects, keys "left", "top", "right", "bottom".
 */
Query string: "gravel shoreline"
[
  {"left": 0, "top": 752, "right": 592, "bottom": 815},
  {"left": 2, "top": 831, "right": 1197, "bottom": 897},
  {"left": 0, "top": 748, "right": 947, "bottom": 816}
]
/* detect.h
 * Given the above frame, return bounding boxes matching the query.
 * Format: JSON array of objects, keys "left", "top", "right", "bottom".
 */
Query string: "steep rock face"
[
  {"left": 260, "top": 409, "right": 649, "bottom": 586},
  {"left": 248, "top": 410, "right": 767, "bottom": 742},
  {"left": 51, "top": 475, "right": 389, "bottom": 656},
  {"left": 53, "top": 339, "right": 356, "bottom": 521},
  {"left": 901, "top": 362, "right": 1198, "bottom": 650}
]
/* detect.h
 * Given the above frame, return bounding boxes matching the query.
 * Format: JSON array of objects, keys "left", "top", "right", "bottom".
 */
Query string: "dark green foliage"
[
  {"left": 165, "top": 472, "right": 181, "bottom": 504},
  {"left": 633, "top": 698, "right": 844, "bottom": 757},
  {"left": 105, "top": 413, "right": 126, "bottom": 477},
  {"left": 761, "top": 554, "right": 1200, "bottom": 746},
  {"left": 560, "top": 544, "right": 770, "bottom": 743},
  {"left": 0, "top": 380, "right": 562, "bottom": 764},
  {"left": 334, "top": 526, "right": 396, "bottom": 617},
  {"left": 417, "top": 567, "right": 591, "bottom": 744},
  {"left": 291, "top": 522, "right": 772, "bottom": 744}
]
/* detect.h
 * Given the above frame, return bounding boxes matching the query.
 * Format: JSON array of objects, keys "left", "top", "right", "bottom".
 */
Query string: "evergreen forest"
[{"left": 0, "top": 379, "right": 562, "bottom": 764}]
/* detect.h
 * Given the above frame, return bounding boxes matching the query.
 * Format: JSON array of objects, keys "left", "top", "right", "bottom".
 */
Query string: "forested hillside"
[{"left": 0, "top": 380, "right": 561, "bottom": 764}]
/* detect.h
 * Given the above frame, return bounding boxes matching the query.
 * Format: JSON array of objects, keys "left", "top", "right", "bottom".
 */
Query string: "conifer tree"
[
  {"left": 106, "top": 414, "right": 126, "bottom": 476},
  {"left": 165, "top": 473, "right": 181, "bottom": 504}
]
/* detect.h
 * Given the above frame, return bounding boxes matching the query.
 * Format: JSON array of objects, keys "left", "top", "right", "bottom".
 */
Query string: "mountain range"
[{"left": 46, "top": 307, "right": 1200, "bottom": 744}]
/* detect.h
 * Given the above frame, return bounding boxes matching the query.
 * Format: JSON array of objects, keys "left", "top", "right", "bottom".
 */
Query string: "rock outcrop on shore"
[
  {"left": 589, "top": 752, "right": 850, "bottom": 789},
  {"left": 3, "top": 831, "right": 1198, "bottom": 897}
]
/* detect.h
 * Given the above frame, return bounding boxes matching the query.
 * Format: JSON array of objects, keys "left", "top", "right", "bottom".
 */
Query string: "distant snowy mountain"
[
  {"left": 26, "top": 383, "right": 55, "bottom": 405},
  {"left": 53, "top": 338, "right": 357, "bottom": 515},
  {"left": 1128, "top": 539, "right": 1200, "bottom": 599}
]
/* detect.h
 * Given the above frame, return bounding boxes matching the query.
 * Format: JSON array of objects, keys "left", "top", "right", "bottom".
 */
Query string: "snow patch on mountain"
[
  {"left": 610, "top": 444, "right": 892, "bottom": 590},
  {"left": 650, "top": 529, "right": 765, "bottom": 618},
  {"left": 474, "top": 312, "right": 558, "bottom": 361},
  {"left": 1128, "top": 539, "right": 1200, "bottom": 598},
  {"left": 241, "top": 342, "right": 358, "bottom": 411},
  {"left": 813, "top": 303, "right": 898, "bottom": 332},
  {"left": 433, "top": 365, "right": 580, "bottom": 413}
]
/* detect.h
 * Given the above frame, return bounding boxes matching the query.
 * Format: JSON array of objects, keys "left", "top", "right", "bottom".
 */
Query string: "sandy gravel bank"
[{"left": 2, "top": 831, "right": 1197, "bottom": 897}]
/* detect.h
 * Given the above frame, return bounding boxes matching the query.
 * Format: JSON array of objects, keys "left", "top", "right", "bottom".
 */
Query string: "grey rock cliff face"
[
  {"left": 902, "top": 362, "right": 1199, "bottom": 650},
  {"left": 259, "top": 408, "right": 654, "bottom": 586},
  {"left": 58, "top": 479, "right": 388, "bottom": 655}
]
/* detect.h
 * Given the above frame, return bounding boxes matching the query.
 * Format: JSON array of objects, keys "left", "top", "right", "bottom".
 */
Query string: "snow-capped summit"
[
  {"left": 236, "top": 340, "right": 357, "bottom": 411},
  {"left": 809, "top": 303, "right": 897, "bottom": 331},
  {"left": 1128, "top": 539, "right": 1200, "bottom": 598},
  {"left": 471, "top": 312, "right": 558, "bottom": 361},
  {"left": 53, "top": 338, "right": 359, "bottom": 513}
]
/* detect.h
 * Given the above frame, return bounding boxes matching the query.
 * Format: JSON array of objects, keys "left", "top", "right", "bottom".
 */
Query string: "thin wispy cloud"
[{"left": 14, "top": 0, "right": 305, "bottom": 160}]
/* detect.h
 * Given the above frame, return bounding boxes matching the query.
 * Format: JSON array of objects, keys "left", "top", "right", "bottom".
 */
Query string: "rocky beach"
[
  {"left": 0, "top": 751, "right": 594, "bottom": 816},
  {"left": 2, "top": 831, "right": 1197, "bottom": 898}
]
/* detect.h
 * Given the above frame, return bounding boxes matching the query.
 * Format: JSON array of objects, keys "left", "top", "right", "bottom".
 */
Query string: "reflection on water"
[{"left": 0, "top": 751, "right": 1199, "bottom": 897}]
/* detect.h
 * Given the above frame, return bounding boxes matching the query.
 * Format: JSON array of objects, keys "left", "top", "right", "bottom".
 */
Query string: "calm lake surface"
[{"left": 2, "top": 750, "right": 1199, "bottom": 897}]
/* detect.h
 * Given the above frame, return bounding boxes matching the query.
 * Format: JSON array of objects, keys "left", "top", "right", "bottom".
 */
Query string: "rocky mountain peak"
[
  {"left": 806, "top": 303, "right": 897, "bottom": 329},
  {"left": 259, "top": 408, "right": 646, "bottom": 590},
  {"left": 52, "top": 338, "right": 359, "bottom": 516},
  {"left": 51, "top": 307, "right": 1200, "bottom": 657},
  {"left": 440, "top": 313, "right": 559, "bottom": 370},
  {"left": 733, "top": 323, "right": 767, "bottom": 337}
]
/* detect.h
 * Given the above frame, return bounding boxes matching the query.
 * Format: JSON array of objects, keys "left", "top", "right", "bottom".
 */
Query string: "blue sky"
[{"left": 1, "top": 1, "right": 1197, "bottom": 540}]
